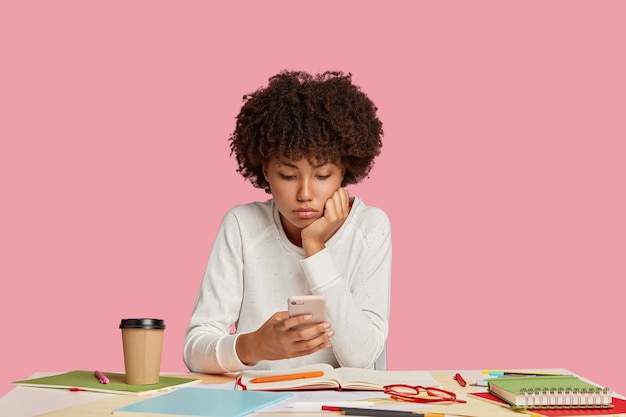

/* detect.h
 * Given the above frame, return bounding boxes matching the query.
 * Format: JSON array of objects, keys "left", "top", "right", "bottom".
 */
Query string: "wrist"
[
  {"left": 235, "top": 333, "right": 259, "bottom": 365},
  {"left": 303, "top": 240, "right": 325, "bottom": 257}
]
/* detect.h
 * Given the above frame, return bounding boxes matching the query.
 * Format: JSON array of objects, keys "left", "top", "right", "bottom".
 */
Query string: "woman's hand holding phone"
[{"left": 235, "top": 296, "right": 332, "bottom": 365}]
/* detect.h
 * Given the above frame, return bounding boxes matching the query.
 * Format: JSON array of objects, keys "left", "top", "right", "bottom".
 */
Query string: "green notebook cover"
[
  {"left": 488, "top": 375, "right": 612, "bottom": 409},
  {"left": 13, "top": 370, "right": 202, "bottom": 395},
  {"left": 112, "top": 387, "right": 292, "bottom": 417}
]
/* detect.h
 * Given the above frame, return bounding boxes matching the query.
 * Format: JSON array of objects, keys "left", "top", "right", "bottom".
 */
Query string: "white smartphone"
[{"left": 288, "top": 295, "right": 327, "bottom": 329}]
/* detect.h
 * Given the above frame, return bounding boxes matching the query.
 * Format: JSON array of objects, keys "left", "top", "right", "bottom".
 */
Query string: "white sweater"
[{"left": 183, "top": 197, "right": 392, "bottom": 373}]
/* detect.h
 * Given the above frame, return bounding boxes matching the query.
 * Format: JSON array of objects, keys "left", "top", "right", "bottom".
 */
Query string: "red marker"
[{"left": 453, "top": 372, "right": 467, "bottom": 387}]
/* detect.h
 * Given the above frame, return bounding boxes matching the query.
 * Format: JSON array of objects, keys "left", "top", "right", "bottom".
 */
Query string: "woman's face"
[{"left": 263, "top": 155, "right": 344, "bottom": 244}]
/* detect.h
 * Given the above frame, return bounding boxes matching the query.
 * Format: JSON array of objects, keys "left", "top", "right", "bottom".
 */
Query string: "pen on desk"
[
  {"left": 249, "top": 370, "right": 324, "bottom": 383},
  {"left": 289, "top": 401, "right": 374, "bottom": 408},
  {"left": 482, "top": 370, "right": 566, "bottom": 377},
  {"left": 322, "top": 406, "right": 444, "bottom": 417},
  {"left": 94, "top": 370, "right": 109, "bottom": 384},
  {"left": 453, "top": 372, "right": 467, "bottom": 387}
]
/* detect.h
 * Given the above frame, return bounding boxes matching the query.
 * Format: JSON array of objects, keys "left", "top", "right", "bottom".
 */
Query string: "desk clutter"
[{"left": 8, "top": 368, "right": 622, "bottom": 417}]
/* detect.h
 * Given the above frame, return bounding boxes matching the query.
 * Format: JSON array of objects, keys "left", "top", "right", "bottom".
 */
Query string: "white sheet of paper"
[{"left": 256, "top": 390, "right": 426, "bottom": 412}]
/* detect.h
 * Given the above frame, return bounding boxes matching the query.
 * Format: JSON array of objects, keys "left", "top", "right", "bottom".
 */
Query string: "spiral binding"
[{"left": 518, "top": 387, "right": 612, "bottom": 409}]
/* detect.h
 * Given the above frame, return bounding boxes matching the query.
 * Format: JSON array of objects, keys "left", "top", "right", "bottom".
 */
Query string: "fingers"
[
  {"left": 283, "top": 314, "right": 334, "bottom": 358},
  {"left": 285, "top": 319, "right": 334, "bottom": 357},
  {"left": 290, "top": 329, "right": 334, "bottom": 357},
  {"left": 252, "top": 312, "right": 333, "bottom": 361},
  {"left": 324, "top": 188, "right": 350, "bottom": 221}
]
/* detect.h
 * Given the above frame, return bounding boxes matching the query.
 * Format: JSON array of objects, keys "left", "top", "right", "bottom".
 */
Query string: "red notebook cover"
[{"left": 469, "top": 392, "right": 626, "bottom": 416}]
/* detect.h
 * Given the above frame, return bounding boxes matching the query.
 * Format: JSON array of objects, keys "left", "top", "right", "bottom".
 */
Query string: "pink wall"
[{"left": 1, "top": 1, "right": 625, "bottom": 399}]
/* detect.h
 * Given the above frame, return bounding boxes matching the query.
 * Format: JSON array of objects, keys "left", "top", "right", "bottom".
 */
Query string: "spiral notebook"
[
  {"left": 487, "top": 375, "right": 612, "bottom": 409},
  {"left": 470, "top": 392, "right": 626, "bottom": 417}
]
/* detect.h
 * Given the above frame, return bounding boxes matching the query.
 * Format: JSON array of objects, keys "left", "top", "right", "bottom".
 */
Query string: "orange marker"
[{"left": 250, "top": 371, "right": 324, "bottom": 383}]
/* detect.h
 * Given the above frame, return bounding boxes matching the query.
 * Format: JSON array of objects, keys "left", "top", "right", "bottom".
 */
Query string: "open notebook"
[{"left": 236, "top": 363, "right": 439, "bottom": 391}]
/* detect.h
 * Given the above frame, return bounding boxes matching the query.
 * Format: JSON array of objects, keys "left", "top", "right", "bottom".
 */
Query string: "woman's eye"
[
  {"left": 279, "top": 174, "right": 295, "bottom": 180},
  {"left": 317, "top": 175, "right": 331, "bottom": 180}
]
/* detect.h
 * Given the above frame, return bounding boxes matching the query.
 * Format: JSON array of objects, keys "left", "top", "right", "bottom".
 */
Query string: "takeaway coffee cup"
[{"left": 119, "top": 318, "right": 165, "bottom": 385}]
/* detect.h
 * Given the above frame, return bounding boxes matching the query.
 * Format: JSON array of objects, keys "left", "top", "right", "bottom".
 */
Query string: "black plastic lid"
[{"left": 119, "top": 318, "right": 166, "bottom": 330}]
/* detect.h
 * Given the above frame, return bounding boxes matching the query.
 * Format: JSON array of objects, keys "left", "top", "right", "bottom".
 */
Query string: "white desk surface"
[{"left": 0, "top": 368, "right": 605, "bottom": 417}]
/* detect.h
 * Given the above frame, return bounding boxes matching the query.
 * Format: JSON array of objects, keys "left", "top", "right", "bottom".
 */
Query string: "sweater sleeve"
[
  {"left": 300, "top": 207, "right": 392, "bottom": 369},
  {"left": 183, "top": 211, "right": 251, "bottom": 373}
]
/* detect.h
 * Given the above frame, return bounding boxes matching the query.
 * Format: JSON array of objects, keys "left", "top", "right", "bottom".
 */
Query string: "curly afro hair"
[{"left": 228, "top": 70, "right": 384, "bottom": 193}]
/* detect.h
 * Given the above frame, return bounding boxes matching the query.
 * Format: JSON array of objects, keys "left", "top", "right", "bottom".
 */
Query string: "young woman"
[{"left": 183, "top": 70, "right": 391, "bottom": 373}]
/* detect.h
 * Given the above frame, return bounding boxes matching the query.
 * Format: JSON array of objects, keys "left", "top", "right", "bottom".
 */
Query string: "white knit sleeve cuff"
[
  {"left": 216, "top": 333, "right": 249, "bottom": 372},
  {"left": 300, "top": 248, "right": 341, "bottom": 290}
]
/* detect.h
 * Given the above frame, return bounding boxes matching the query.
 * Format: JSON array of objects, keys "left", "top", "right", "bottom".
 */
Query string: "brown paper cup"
[{"left": 119, "top": 318, "right": 165, "bottom": 385}]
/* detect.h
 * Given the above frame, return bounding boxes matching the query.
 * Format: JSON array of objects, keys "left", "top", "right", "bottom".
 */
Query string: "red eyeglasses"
[{"left": 383, "top": 384, "right": 467, "bottom": 404}]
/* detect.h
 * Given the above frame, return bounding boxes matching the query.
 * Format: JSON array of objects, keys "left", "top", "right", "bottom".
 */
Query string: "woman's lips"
[{"left": 293, "top": 208, "right": 318, "bottom": 219}]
